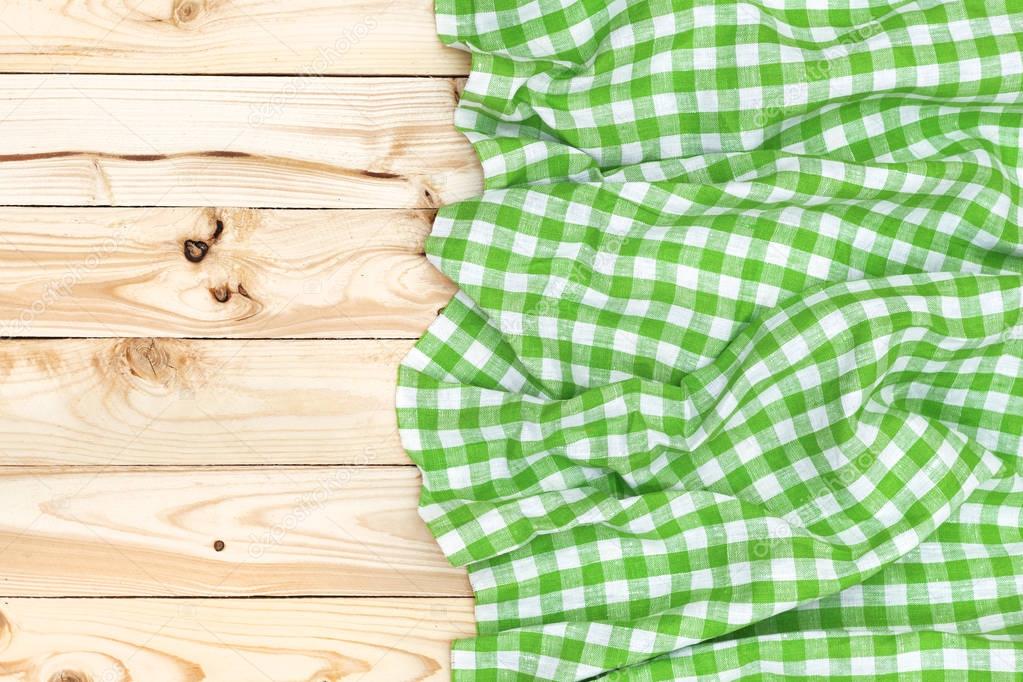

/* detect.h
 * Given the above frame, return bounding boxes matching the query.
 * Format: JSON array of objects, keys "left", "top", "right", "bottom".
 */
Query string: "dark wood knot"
[
  {"left": 209, "top": 285, "right": 231, "bottom": 303},
  {"left": 183, "top": 240, "right": 209, "bottom": 263}
]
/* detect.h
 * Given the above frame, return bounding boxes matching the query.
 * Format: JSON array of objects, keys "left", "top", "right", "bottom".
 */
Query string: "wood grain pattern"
[
  {"left": 0, "top": 466, "right": 469, "bottom": 597},
  {"left": 0, "top": 597, "right": 475, "bottom": 681},
  {"left": 0, "top": 338, "right": 415, "bottom": 465},
  {"left": 0, "top": 0, "right": 470, "bottom": 76},
  {"left": 0, "top": 207, "right": 453, "bottom": 338},
  {"left": 0, "top": 75, "right": 481, "bottom": 207},
  {"left": 0, "top": 4, "right": 478, "bottom": 673}
]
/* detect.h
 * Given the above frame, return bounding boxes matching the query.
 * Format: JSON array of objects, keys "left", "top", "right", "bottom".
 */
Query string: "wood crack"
[{"left": 0, "top": 150, "right": 428, "bottom": 186}]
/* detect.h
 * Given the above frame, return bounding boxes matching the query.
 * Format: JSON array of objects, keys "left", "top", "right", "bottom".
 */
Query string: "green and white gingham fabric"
[{"left": 397, "top": 1, "right": 1023, "bottom": 679}]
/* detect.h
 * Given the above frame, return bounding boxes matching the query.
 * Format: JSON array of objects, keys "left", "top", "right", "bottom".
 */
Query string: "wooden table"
[{"left": 0, "top": 2, "right": 479, "bottom": 679}]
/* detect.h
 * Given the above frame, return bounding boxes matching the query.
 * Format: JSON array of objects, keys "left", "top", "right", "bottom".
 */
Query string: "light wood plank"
[
  {"left": 0, "top": 0, "right": 470, "bottom": 76},
  {"left": 0, "top": 466, "right": 469, "bottom": 596},
  {"left": 0, "top": 75, "right": 481, "bottom": 207},
  {"left": 0, "top": 338, "right": 415, "bottom": 465},
  {"left": 0, "top": 207, "right": 454, "bottom": 337},
  {"left": 0, "top": 597, "right": 474, "bottom": 681}
]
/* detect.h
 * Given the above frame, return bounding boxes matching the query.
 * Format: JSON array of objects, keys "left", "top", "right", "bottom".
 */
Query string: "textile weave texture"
[{"left": 397, "top": 1, "right": 1023, "bottom": 678}]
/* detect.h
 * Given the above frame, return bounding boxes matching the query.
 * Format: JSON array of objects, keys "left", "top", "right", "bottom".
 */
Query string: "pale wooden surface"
[
  {"left": 0, "top": 0, "right": 470, "bottom": 75},
  {"left": 0, "top": 207, "right": 454, "bottom": 338},
  {"left": 0, "top": 597, "right": 475, "bottom": 681},
  {"left": 0, "top": 2, "right": 478, "bottom": 679},
  {"left": 0, "top": 75, "right": 481, "bottom": 207},
  {"left": 0, "top": 338, "right": 413, "bottom": 465},
  {"left": 0, "top": 466, "right": 469, "bottom": 596}
]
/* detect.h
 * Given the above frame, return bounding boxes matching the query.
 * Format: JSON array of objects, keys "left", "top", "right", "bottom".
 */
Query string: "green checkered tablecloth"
[{"left": 397, "top": 1, "right": 1023, "bottom": 678}]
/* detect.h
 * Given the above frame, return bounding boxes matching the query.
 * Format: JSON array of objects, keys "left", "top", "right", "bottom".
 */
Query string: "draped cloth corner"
[{"left": 398, "top": 1, "right": 1023, "bottom": 679}]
